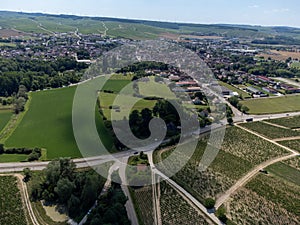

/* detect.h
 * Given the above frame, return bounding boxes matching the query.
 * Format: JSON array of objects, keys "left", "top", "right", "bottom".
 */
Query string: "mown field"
[
  {"left": 154, "top": 126, "right": 288, "bottom": 203},
  {"left": 241, "top": 95, "right": 300, "bottom": 114},
  {"left": 0, "top": 110, "right": 12, "bottom": 132},
  {"left": 227, "top": 163, "right": 300, "bottom": 224},
  {"left": 0, "top": 176, "right": 28, "bottom": 225},
  {"left": 239, "top": 121, "right": 300, "bottom": 139},
  {"left": 5, "top": 86, "right": 114, "bottom": 160}
]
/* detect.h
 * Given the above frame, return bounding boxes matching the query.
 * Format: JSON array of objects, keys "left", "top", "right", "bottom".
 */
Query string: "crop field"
[
  {"left": 0, "top": 110, "right": 12, "bottom": 132},
  {"left": 0, "top": 176, "right": 27, "bottom": 225},
  {"left": 131, "top": 186, "right": 154, "bottom": 225},
  {"left": 241, "top": 95, "right": 300, "bottom": 114},
  {"left": 5, "top": 86, "right": 114, "bottom": 160},
  {"left": 283, "top": 156, "right": 300, "bottom": 170},
  {"left": 154, "top": 126, "right": 288, "bottom": 202},
  {"left": 278, "top": 139, "right": 300, "bottom": 152},
  {"left": 267, "top": 115, "right": 300, "bottom": 129},
  {"left": 226, "top": 161, "right": 300, "bottom": 224},
  {"left": 239, "top": 121, "right": 300, "bottom": 139},
  {"left": 159, "top": 181, "right": 209, "bottom": 225}
]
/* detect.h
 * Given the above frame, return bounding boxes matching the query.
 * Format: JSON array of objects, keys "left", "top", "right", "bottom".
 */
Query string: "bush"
[{"left": 204, "top": 198, "right": 215, "bottom": 209}]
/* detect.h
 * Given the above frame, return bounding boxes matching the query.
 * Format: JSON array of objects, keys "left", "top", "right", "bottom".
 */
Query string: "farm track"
[
  {"left": 0, "top": 174, "right": 39, "bottom": 225},
  {"left": 215, "top": 124, "right": 299, "bottom": 209},
  {"left": 273, "top": 136, "right": 300, "bottom": 142},
  {"left": 261, "top": 121, "right": 290, "bottom": 129}
]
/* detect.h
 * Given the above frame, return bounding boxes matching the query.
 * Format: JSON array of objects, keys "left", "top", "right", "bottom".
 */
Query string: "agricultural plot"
[
  {"left": 6, "top": 86, "right": 114, "bottom": 160},
  {"left": 226, "top": 162, "right": 300, "bottom": 224},
  {"left": 240, "top": 95, "right": 300, "bottom": 114},
  {"left": 267, "top": 115, "right": 300, "bottom": 129},
  {"left": 0, "top": 110, "right": 12, "bottom": 132},
  {"left": 159, "top": 181, "right": 209, "bottom": 225},
  {"left": 240, "top": 121, "right": 300, "bottom": 139},
  {"left": 279, "top": 139, "right": 300, "bottom": 152},
  {"left": 0, "top": 176, "right": 27, "bottom": 225},
  {"left": 131, "top": 186, "right": 154, "bottom": 225},
  {"left": 154, "top": 126, "right": 288, "bottom": 202}
]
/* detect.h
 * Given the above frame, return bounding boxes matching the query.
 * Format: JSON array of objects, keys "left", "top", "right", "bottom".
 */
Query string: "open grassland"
[
  {"left": 0, "top": 176, "right": 27, "bottom": 225},
  {"left": 0, "top": 110, "right": 12, "bottom": 132},
  {"left": 159, "top": 181, "right": 209, "bottom": 225},
  {"left": 267, "top": 115, "right": 300, "bottom": 129},
  {"left": 138, "top": 77, "right": 176, "bottom": 99},
  {"left": 219, "top": 81, "right": 251, "bottom": 99},
  {"left": 0, "top": 154, "right": 28, "bottom": 163},
  {"left": 241, "top": 95, "right": 300, "bottom": 114},
  {"left": 5, "top": 86, "right": 114, "bottom": 160},
  {"left": 240, "top": 121, "right": 300, "bottom": 139},
  {"left": 154, "top": 126, "right": 288, "bottom": 202},
  {"left": 99, "top": 93, "right": 156, "bottom": 120}
]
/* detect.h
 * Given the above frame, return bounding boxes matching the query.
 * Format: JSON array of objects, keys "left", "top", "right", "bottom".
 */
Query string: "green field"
[
  {"left": 241, "top": 95, "right": 300, "bottom": 114},
  {"left": 0, "top": 176, "right": 27, "bottom": 225},
  {"left": 138, "top": 76, "right": 176, "bottom": 99},
  {"left": 267, "top": 162, "right": 300, "bottom": 186},
  {"left": 219, "top": 81, "right": 251, "bottom": 99},
  {"left": 0, "top": 154, "right": 28, "bottom": 163},
  {"left": 99, "top": 92, "right": 156, "bottom": 120},
  {"left": 291, "top": 62, "right": 300, "bottom": 69},
  {"left": 0, "top": 110, "right": 12, "bottom": 133},
  {"left": 5, "top": 86, "right": 114, "bottom": 160}
]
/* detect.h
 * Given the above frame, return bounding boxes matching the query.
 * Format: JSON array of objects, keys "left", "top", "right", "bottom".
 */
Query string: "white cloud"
[
  {"left": 248, "top": 5, "right": 259, "bottom": 8},
  {"left": 264, "top": 8, "right": 290, "bottom": 14}
]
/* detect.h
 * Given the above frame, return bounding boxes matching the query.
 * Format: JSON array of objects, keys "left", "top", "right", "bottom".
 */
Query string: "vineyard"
[
  {"left": 239, "top": 121, "right": 300, "bottom": 139},
  {"left": 159, "top": 181, "right": 210, "bottom": 225},
  {"left": 279, "top": 139, "right": 300, "bottom": 152},
  {"left": 225, "top": 162, "right": 300, "bottom": 225},
  {"left": 267, "top": 115, "right": 300, "bottom": 129},
  {"left": 154, "top": 126, "right": 288, "bottom": 202},
  {"left": 0, "top": 176, "right": 28, "bottom": 225},
  {"left": 131, "top": 186, "right": 154, "bottom": 225}
]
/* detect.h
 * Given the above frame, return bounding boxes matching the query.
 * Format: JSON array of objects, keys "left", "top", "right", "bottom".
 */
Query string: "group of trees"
[
  {"left": 0, "top": 144, "right": 41, "bottom": 161},
  {"left": 0, "top": 57, "right": 88, "bottom": 96},
  {"left": 228, "top": 96, "right": 249, "bottom": 114},
  {"left": 85, "top": 178, "right": 130, "bottom": 225},
  {"left": 30, "top": 158, "right": 105, "bottom": 220}
]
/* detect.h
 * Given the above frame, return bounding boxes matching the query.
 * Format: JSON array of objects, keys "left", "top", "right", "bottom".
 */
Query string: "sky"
[{"left": 1, "top": 0, "right": 300, "bottom": 27}]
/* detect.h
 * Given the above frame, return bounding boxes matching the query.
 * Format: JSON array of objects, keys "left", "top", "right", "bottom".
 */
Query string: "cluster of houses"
[{"left": 0, "top": 30, "right": 128, "bottom": 61}]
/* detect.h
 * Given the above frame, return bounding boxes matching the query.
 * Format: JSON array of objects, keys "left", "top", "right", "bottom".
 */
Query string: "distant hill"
[{"left": 1, "top": 10, "right": 300, "bottom": 41}]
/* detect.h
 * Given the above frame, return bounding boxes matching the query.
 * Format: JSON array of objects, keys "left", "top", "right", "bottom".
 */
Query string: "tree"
[
  {"left": 227, "top": 117, "right": 233, "bottom": 125},
  {"left": 241, "top": 105, "right": 250, "bottom": 114},
  {"left": 204, "top": 198, "right": 216, "bottom": 209},
  {"left": 14, "top": 97, "right": 26, "bottom": 114},
  {"left": 23, "top": 168, "right": 32, "bottom": 182},
  {"left": 0, "top": 144, "right": 4, "bottom": 154},
  {"left": 54, "top": 178, "right": 75, "bottom": 204}
]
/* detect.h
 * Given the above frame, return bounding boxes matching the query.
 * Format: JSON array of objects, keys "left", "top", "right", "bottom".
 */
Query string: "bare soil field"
[
  {"left": 0, "top": 29, "right": 25, "bottom": 38},
  {"left": 259, "top": 50, "right": 300, "bottom": 61}
]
